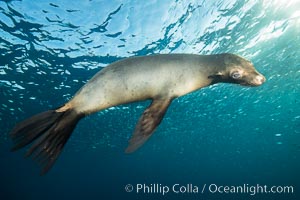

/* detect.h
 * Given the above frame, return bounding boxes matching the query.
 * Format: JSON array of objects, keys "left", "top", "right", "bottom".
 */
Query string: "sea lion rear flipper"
[
  {"left": 10, "top": 106, "right": 84, "bottom": 175},
  {"left": 125, "top": 98, "right": 172, "bottom": 153}
]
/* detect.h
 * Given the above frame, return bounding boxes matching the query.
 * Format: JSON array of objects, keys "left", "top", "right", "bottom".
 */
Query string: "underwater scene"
[{"left": 0, "top": 0, "right": 300, "bottom": 199}]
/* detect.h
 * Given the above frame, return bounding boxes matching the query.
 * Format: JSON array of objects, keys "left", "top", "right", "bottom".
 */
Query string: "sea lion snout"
[
  {"left": 252, "top": 74, "right": 266, "bottom": 86},
  {"left": 239, "top": 72, "right": 266, "bottom": 87}
]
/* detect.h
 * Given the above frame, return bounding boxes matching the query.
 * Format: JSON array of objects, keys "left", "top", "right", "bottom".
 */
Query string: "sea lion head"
[{"left": 210, "top": 53, "right": 266, "bottom": 87}]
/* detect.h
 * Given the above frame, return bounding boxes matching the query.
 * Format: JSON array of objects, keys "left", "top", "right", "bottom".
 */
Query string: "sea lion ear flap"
[{"left": 208, "top": 72, "right": 223, "bottom": 79}]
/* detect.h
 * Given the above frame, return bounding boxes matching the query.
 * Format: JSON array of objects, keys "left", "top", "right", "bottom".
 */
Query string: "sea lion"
[{"left": 10, "top": 53, "right": 266, "bottom": 174}]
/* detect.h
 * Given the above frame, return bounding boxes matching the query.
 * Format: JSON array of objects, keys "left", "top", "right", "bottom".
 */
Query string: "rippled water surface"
[{"left": 1, "top": 0, "right": 300, "bottom": 199}]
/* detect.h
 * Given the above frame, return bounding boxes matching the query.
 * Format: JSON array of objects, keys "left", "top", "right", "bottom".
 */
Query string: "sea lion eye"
[{"left": 231, "top": 71, "right": 241, "bottom": 79}]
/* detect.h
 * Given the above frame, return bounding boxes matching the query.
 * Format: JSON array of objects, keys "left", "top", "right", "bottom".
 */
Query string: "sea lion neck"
[{"left": 201, "top": 54, "right": 228, "bottom": 84}]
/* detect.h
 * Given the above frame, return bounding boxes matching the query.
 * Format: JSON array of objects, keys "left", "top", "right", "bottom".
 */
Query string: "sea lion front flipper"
[{"left": 125, "top": 98, "right": 172, "bottom": 153}]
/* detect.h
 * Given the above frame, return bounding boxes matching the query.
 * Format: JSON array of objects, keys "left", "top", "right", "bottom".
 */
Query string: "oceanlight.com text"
[{"left": 124, "top": 183, "right": 294, "bottom": 196}]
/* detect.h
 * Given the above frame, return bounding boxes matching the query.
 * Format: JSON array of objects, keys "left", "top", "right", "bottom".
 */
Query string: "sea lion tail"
[{"left": 10, "top": 106, "right": 84, "bottom": 175}]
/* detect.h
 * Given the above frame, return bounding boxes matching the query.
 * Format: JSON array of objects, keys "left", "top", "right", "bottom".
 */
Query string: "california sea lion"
[{"left": 10, "top": 53, "right": 266, "bottom": 174}]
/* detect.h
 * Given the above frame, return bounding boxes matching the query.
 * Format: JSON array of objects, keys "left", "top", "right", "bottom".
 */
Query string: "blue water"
[{"left": 1, "top": 0, "right": 300, "bottom": 199}]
